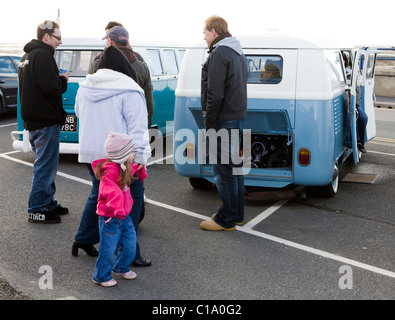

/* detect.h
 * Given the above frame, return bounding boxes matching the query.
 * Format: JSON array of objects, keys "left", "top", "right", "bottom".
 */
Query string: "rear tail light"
[
  {"left": 298, "top": 148, "right": 311, "bottom": 166},
  {"left": 185, "top": 142, "right": 195, "bottom": 159}
]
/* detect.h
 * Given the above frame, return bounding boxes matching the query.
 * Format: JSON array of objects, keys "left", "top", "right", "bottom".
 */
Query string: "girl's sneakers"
[
  {"left": 113, "top": 270, "right": 137, "bottom": 280},
  {"left": 92, "top": 271, "right": 137, "bottom": 287},
  {"left": 92, "top": 278, "right": 117, "bottom": 287}
]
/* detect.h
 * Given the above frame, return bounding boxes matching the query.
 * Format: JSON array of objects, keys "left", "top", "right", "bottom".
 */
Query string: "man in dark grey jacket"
[{"left": 200, "top": 16, "right": 247, "bottom": 231}]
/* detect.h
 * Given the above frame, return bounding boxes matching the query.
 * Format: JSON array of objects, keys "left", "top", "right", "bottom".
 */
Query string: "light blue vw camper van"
[
  {"left": 173, "top": 35, "right": 378, "bottom": 197},
  {"left": 11, "top": 38, "right": 186, "bottom": 154}
]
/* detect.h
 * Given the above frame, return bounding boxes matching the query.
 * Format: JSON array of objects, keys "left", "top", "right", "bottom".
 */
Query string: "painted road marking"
[{"left": 1, "top": 151, "right": 394, "bottom": 280}]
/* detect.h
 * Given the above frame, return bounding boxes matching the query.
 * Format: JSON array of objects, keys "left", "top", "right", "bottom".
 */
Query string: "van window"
[
  {"left": 163, "top": 49, "right": 178, "bottom": 75},
  {"left": 366, "top": 53, "right": 376, "bottom": 79},
  {"left": 146, "top": 49, "right": 164, "bottom": 76},
  {"left": 55, "top": 50, "right": 101, "bottom": 77},
  {"left": 327, "top": 52, "right": 346, "bottom": 89},
  {"left": 178, "top": 49, "right": 186, "bottom": 65},
  {"left": 246, "top": 55, "right": 283, "bottom": 84},
  {"left": 0, "top": 56, "right": 17, "bottom": 73}
]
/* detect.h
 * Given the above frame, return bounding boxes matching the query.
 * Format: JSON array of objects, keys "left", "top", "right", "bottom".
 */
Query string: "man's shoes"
[
  {"left": 51, "top": 205, "right": 69, "bottom": 216},
  {"left": 211, "top": 214, "right": 244, "bottom": 226},
  {"left": 28, "top": 211, "right": 61, "bottom": 224},
  {"left": 357, "top": 143, "right": 367, "bottom": 153},
  {"left": 200, "top": 219, "right": 236, "bottom": 231},
  {"left": 28, "top": 205, "right": 68, "bottom": 224},
  {"left": 132, "top": 257, "right": 152, "bottom": 267}
]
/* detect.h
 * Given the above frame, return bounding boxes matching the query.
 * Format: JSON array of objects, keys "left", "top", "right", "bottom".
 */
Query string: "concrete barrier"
[
  {"left": 374, "top": 58, "right": 395, "bottom": 108},
  {"left": 375, "top": 67, "right": 395, "bottom": 98}
]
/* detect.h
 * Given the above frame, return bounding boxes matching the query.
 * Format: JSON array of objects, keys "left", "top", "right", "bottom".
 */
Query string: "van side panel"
[
  {"left": 60, "top": 81, "right": 80, "bottom": 143},
  {"left": 151, "top": 78, "right": 177, "bottom": 133},
  {"left": 173, "top": 96, "right": 201, "bottom": 177},
  {"left": 296, "top": 50, "right": 332, "bottom": 101},
  {"left": 293, "top": 99, "right": 334, "bottom": 186}
]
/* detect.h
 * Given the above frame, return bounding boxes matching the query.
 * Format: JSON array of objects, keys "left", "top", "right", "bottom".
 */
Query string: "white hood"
[
  {"left": 75, "top": 68, "right": 151, "bottom": 165},
  {"left": 79, "top": 68, "right": 144, "bottom": 103}
]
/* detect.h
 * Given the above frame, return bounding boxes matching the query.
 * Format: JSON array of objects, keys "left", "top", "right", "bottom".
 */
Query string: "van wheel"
[
  {"left": 317, "top": 166, "right": 339, "bottom": 198},
  {"left": 189, "top": 178, "right": 214, "bottom": 190}
]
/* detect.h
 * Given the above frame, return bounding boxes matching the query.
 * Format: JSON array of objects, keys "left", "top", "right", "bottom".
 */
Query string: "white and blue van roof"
[
  {"left": 58, "top": 38, "right": 187, "bottom": 50},
  {"left": 186, "top": 33, "right": 353, "bottom": 50},
  {"left": 177, "top": 34, "right": 352, "bottom": 101}
]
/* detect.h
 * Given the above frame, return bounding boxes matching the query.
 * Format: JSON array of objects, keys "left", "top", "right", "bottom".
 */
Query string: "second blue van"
[{"left": 11, "top": 38, "right": 186, "bottom": 154}]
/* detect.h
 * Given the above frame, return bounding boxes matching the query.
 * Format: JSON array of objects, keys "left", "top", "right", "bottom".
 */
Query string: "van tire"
[
  {"left": 317, "top": 166, "right": 339, "bottom": 198},
  {"left": 189, "top": 178, "right": 214, "bottom": 190}
]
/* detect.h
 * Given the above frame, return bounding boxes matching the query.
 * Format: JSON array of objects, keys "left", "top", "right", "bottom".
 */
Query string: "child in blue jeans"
[{"left": 92, "top": 133, "right": 147, "bottom": 287}]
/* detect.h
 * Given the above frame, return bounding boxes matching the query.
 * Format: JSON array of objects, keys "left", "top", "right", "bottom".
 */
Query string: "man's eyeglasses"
[{"left": 51, "top": 34, "right": 62, "bottom": 41}]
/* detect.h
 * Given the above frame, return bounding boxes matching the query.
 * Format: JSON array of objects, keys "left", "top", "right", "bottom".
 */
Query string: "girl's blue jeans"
[
  {"left": 92, "top": 215, "right": 136, "bottom": 283},
  {"left": 74, "top": 165, "right": 144, "bottom": 261}
]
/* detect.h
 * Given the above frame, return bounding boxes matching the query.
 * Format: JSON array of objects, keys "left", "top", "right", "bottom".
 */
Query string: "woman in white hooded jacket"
[{"left": 72, "top": 46, "right": 151, "bottom": 258}]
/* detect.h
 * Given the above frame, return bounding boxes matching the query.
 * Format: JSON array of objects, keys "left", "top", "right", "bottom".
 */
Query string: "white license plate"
[{"left": 61, "top": 115, "right": 77, "bottom": 132}]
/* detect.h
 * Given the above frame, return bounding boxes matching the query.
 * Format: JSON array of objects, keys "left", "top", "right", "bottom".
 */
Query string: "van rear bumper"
[{"left": 10, "top": 130, "right": 79, "bottom": 154}]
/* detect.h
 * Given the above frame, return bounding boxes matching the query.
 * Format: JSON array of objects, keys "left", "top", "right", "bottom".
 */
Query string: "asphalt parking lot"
[{"left": 0, "top": 109, "right": 394, "bottom": 303}]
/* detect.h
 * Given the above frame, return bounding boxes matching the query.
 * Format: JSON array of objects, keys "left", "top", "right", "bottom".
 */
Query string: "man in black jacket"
[
  {"left": 18, "top": 20, "right": 69, "bottom": 224},
  {"left": 200, "top": 16, "right": 248, "bottom": 231}
]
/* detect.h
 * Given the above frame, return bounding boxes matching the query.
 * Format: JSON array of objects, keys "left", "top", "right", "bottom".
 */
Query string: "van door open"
[
  {"left": 361, "top": 50, "right": 379, "bottom": 141},
  {"left": 349, "top": 48, "right": 378, "bottom": 164},
  {"left": 350, "top": 50, "right": 360, "bottom": 164}
]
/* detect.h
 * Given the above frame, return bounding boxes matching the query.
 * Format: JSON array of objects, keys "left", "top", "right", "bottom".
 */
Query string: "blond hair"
[{"left": 204, "top": 15, "right": 230, "bottom": 36}]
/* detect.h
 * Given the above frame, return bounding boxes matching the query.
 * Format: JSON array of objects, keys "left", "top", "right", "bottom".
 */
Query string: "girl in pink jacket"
[{"left": 92, "top": 132, "right": 147, "bottom": 287}]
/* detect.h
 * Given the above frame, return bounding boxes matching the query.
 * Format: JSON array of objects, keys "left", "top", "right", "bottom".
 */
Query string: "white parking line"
[
  {"left": 372, "top": 137, "right": 395, "bottom": 144},
  {"left": 0, "top": 152, "right": 33, "bottom": 167},
  {"left": 147, "top": 196, "right": 395, "bottom": 280},
  {"left": 146, "top": 198, "right": 208, "bottom": 221},
  {"left": 238, "top": 227, "right": 395, "bottom": 279},
  {"left": 1, "top": 150, "right": 395, "bottom": 280},
  {"left": 368, "top": 150, "right": 395, "bottom": 157},
  {"left": 0, "top": 122, "right": 17, "bottom": 128},
  {"left": 0, "top": 151, "right": 93, "bottom": 186},
  {"left": 146, "top": 154, "right": 173, "bottom": 166},
  {"left": 243, "top": 199, "right": 288, "bottom": 229}
]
